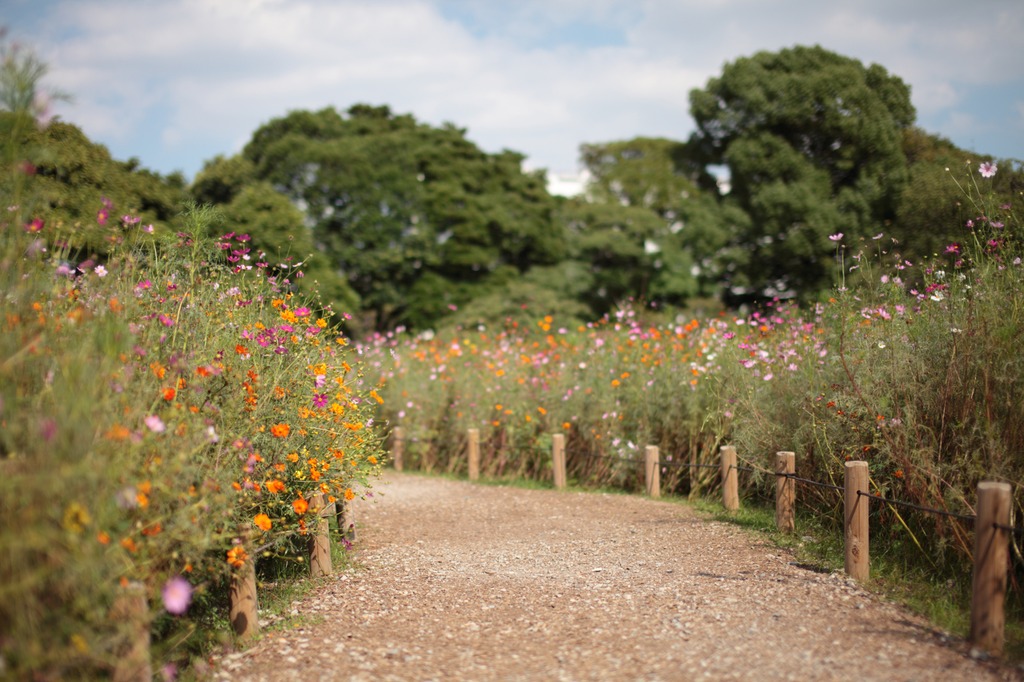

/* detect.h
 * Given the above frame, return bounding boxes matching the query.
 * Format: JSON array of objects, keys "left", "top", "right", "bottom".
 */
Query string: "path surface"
[{"left": 215, "top": 473, "right": 1021, "bottom": 681}]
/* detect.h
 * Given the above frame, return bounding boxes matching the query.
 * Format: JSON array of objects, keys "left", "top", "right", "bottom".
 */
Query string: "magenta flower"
[
  {"left": 979, "top": 162, "right": 997, "bottom": 178},
  {"left": 97, "top": 208, "right": 109, "bottom": 226},
  {"left": 312, "top": 393, "right": 329, "bottom": 408},
  {"left": 162, "top": 576, "right": 193, "bottom": 615},
  {"left": 24, "top": 218, "right": 44, "bottom": 233}
]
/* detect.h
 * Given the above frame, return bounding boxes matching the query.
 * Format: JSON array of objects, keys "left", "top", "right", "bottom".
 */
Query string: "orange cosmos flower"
[
  {"left": 265, "top": 479, "right": 285, "bottom": 493},
  {"left": 141, "top": 523, "right": 162, "bottom": 537},
  {"left": 163, "top": 387, "right": 176, "bottom": 401},
  {"left": 105, "top": 424, "right": 130, "bottom": 441},
  {"left": 292, "top": 497, "right": 309, "bottom": 515},
  {"left": 253, "top": 513, "right": 272, "bottom": 531},
  {"left": 344, "top": 488, "right": 355, "bottom": 501},
  {"left": 270, "top": 423, "right": 291, "bottom": 438},
  {"left": 226, "top": 546, "right": 248, "bottom": 568}
]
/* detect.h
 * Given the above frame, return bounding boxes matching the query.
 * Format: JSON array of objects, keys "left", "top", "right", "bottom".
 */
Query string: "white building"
[{"left": 545, "top": 169, "right": 591, "bottom": 198}]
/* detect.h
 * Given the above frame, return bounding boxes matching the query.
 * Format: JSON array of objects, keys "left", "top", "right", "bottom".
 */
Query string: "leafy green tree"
[
  {"left": 581, "top": 137, "right": 713, "bottom": 214},
  {"left": 556, "top": 197, "right": 697, "bottom": 314},
  {"left": 240, "top": 104, "right": 564, "bottom": 330},
  {"left": 577, "top": 137, "right": 735, "bottom": 306},
  {"left": 689, "top": 45, "right": 916, "bottom": 299},
  {"left": 2, "top": 115, "right": 187, "bottom": 255},
  {"left": 191, "top": 154, "right": 256, "bottom": 206}
]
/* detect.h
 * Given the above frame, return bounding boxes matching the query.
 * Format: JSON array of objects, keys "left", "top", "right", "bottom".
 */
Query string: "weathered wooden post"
[
  {"left": 309, "top": 493, "right": 332, "bottom": 577},
  {"left": 392, "top": 426, "right": 404, "bottom": 472},
  {"left": 467, "top": 427, "right": 480, "bottom": 481},
  {"left": 844, "top": 460, "right": 870, "bottom": 582},
  {"left": 720, "top": 445, "right": 739, "bottom": 511},
  {"left": 644, "top": 445, "right": 661, "bottom": 498},
  {"left": 335, "top": 496, "right": 356, "bottom": 542},
  {"left": 970, "top": 481, "right": 1011, "bottom": 655},
  {"left": 552, "top": 433, "right": 566, "bottom": 490},
  {"left": 775, "top": 451, "right": 796, "bottom": 533},
  {"left": 111, "top": 581, "right": 150, "bottom": 682},
  {"left": 229, "top": 539, "right": 259, "bottom": 640}
]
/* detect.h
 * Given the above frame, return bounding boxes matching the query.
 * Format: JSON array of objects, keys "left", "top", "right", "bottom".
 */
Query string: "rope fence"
[
  {"left": 404, "top": 427, "right": 1022, "bottom": 658},
  {"left": 856, "top": 490, "right": 977, "bottom": 524}
]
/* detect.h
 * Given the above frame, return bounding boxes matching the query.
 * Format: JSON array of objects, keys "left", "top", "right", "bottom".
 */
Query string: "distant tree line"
[{"left": 9, "top": 45, "right": 1021, "bottom": 332}]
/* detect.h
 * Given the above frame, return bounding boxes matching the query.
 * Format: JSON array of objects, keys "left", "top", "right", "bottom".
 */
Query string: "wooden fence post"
[
  {"left": 335, "top": 496, "right": 356, "bottom": 542},
  {"left": 552, "top": 433, "right": 566, "bottom": 490},
  {"left": 467, "top": 428, "right": 480, "bottom": 481},
  {"left": 645, "top": 445, "right": 661, "bottom": 498},
  {"left": 720, "top": 445, "right": 739, "bottom": 511},
  {"left": 970, "top": 481, "right": 1011, "bottom": 655},
  {"left": 775, "top": 451, "right": 796, "bottom": 533},
  {"left": 309, "top": 493, "right": 332, "bottom": 577},
  {"left": 111, "top": 581, "right": 150, "bottom": 682},
  {"left": 844, "top": 461, "right": 870, "bottom": 582},
  {"left": 392, "top": 426, "right": 404, "bottom": 472},
  {"left": 229, "top": 548, "right": 259, "bottom": 640}
]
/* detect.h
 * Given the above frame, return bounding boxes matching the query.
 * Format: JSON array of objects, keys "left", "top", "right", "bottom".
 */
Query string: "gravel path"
[{"left": 215, "top": 473, "right": 1021, "bottom": 681}]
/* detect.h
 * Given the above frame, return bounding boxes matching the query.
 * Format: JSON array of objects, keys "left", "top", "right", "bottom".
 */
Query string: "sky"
[{"left": 4, "top": 0, "right": 1023, "bottom": 185}]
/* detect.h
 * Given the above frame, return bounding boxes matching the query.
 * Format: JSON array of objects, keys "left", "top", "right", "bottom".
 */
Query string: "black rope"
[
  {"left": 659, "top": 459, "right": 717, "bottom": 470},
  {"left": 781, "top": 473, "right": 844, "bottom": 493},
  {"left": 989, "top": 522, "right": 1024, "bottom": 536},
  {"left": 856, "top": 490, "right": 977, "bottom": 523}
]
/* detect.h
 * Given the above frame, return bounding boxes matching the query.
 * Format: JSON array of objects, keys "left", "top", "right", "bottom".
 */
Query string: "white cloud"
[{"left": 12, "top": 0, "right": 1024, "bottom": 177}]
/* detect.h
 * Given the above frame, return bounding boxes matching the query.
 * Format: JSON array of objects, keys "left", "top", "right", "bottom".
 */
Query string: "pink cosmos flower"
[
  {"left": 145, "top": 415, "right": 166, "bottom": 433},
  {"left": 979, "top": 162, "right": 997, "bottom": 178},
  {"left": 828, "top": 233, "right": 843, "bottom": 242},
  {"left": 162, "top": 576, "right": 192, "bottom": 615}
]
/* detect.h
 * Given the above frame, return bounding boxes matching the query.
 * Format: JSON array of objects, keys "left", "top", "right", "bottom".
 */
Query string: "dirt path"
[{"left": 214, "top": 473, "right": 1021, "bottom": 681}]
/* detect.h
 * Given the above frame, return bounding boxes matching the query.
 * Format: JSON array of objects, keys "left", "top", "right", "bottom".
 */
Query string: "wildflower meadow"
[
  {"left": 363, "top": 158, "right": 1023, "bottom": 606},
  {"left": 0, "top": 78, "right": 386, "bottom": 676}
]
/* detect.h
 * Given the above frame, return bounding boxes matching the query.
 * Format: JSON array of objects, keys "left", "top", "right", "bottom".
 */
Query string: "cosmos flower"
[{"left": 162, "top": 576, "right": 193, "bottom": 615}]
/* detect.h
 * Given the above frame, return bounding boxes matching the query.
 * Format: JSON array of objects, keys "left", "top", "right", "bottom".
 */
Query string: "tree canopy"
[
  {"left": 688, "top": 45, "right": 916, "bottom": 299},
  {"left": 2, "top": 114, "right": 188, "bottom": 255},
  {"left": 233, "top": 104, "right": 563, "bottom": 330}
]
